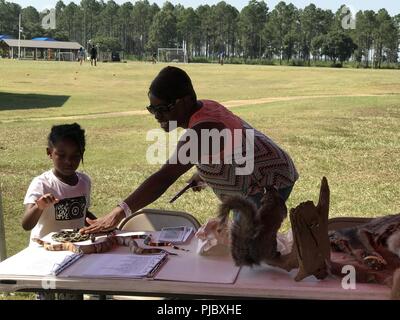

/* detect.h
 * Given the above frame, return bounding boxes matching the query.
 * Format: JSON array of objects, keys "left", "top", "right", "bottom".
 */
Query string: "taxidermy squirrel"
[{"left": 217, "top": 186, "right": 298, "bottom": 271}]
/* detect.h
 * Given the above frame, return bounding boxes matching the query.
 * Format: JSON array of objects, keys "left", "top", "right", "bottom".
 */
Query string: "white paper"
[
  {"left": 0, "top": 247, "right": 75, "bottom": 276},
  {"left": 158, "top": 226, "right": 194, "bottom": 244},
  {"left": 158, "top": 226, "right": 185, "bottom": 242}
]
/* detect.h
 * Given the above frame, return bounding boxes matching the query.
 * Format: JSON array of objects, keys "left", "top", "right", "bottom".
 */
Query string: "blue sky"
[{"left": 12, "top": 0, "right": 400, "bottom": 15}]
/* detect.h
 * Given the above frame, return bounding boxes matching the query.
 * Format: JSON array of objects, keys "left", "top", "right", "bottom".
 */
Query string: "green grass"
[{"left": 1, "top": 60, "right": 400, "bottom": 264}]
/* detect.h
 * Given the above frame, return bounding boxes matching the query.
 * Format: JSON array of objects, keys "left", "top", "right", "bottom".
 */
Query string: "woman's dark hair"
[
  {"left": 48, "top": 123, "right": 86, "bottom": 161},
  {"left": 149, "top": 66, "right": 197, "bottom": 103}
]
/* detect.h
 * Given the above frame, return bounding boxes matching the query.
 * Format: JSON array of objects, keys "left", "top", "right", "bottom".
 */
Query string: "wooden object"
[{"left": 290, "top": 177, "right": 330, "bottom": 281}]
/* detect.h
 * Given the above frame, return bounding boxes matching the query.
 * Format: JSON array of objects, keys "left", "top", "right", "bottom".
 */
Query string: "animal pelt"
[
  {"left": 217, "top": 186, "right": 288, "bottom": 267},
  {"left": 329, "top": 215, "right": 400, "bottom": 269},
  {"left": 329, "top": 214, "right": 400, "bottom": 287}
]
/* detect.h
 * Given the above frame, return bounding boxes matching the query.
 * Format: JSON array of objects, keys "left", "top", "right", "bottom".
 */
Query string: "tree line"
[{"left": 0, "top": 0, "right": 399, "bottom": 67}]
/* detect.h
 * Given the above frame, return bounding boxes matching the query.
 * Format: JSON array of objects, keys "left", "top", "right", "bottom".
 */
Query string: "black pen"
[{"left": 169, "top": 180, "right": 197, "bottom": 204}]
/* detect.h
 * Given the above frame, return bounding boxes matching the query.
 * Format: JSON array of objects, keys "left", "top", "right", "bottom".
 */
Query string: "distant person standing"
[
  {"left": 152, "top": 52, "right": 157, "bottom": 64},
  {"left": 218, "top": 51, "right": 224, "bottom": 66},
  {"left": 78, "top": 47, "right": 85, "bottom": 65},
  {"left": 90, "top": 45, "right": 97, "bottom": 66}
]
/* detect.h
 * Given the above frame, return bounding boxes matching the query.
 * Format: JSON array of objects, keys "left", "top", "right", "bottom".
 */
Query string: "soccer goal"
[
  {"left": 57, "top": 52, "right": 74, "bottom": 61},
  {"left": 157, "top": 48, "right": 187, "bottom": 63}
]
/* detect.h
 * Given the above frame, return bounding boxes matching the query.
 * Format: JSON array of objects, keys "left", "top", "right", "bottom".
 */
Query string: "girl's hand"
[
  {"left": 187, "top": 172, "right": 207, "bottom": 192},
  {"left": 35, "top": 193, "right": 59, "bottom": 210}
]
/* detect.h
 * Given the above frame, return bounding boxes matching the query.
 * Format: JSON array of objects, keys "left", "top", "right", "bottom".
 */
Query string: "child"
[{"left": 22, "top": 123, "right": 96, "bottom": 246}]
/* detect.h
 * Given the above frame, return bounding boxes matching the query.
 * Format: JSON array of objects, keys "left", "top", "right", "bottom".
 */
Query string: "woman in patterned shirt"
[{"left": 81, "top": 66, "right": 298, "bottom": 234}]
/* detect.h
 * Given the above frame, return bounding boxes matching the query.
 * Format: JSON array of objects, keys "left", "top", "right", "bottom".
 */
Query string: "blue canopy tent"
[
  {"left": 0, "top": 35, "right": 13, "bottom": 40},
  {"left": 32, "top": 37, "right": 56, "bottom": 41}
]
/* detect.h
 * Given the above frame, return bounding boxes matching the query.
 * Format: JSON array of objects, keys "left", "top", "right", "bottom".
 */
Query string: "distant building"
[{"left": 0, "top": 39, "right": 83, "bottom": 61}]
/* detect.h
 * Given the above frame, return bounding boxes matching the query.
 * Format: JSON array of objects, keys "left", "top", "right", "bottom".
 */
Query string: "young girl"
[{"left": 22, "top": 123, "right": 96, "bottom": 245}]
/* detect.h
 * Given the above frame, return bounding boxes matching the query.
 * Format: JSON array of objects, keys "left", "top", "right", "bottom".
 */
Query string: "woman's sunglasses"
[{"left": 146, "top": 101, "right": 176, "bottom": 114}]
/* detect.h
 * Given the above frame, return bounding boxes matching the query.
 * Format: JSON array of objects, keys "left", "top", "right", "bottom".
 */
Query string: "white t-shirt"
[{"left": 24, "top": 170, "right": 91, "bottom": 245}]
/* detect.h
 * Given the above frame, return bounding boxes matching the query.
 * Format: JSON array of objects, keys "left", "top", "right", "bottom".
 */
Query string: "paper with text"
[{"left": 0, "top": 247, "right": 75, "bottom": 276}]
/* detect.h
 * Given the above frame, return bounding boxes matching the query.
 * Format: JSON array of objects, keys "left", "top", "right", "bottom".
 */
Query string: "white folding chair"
[
  {"left": 118, "top": 208, "right": 201, "bottom": 232},
  {"left": 109, "top": 209, "right": 201, "bottom": 300}
]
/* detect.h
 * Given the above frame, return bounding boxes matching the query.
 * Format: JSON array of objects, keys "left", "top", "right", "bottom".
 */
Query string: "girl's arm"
[
  {"left": 22, "top": 193, "right": 59, "bottom": 230},
  {"left": 22, "top": 204, "right": 43, "bottom": 231}
]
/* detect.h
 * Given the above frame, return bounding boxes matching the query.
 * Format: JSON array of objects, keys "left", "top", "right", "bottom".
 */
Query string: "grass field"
[{"left": 1, "top": 59, "right": 400, "bottom": 262}]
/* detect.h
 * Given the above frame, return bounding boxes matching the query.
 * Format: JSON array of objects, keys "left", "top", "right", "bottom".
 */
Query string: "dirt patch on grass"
[
  {"left": 1, "top": 93, "right": 395, "bottom": 123},
  {"left": 223, "top": 93, "right": 386, "bottom": 108}
]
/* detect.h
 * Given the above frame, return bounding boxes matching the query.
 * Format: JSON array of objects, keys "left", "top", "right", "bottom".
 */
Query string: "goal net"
[
  {"left": 157, "top": 48, "right": 187, "bottom": 63},
  {"left": 57, "top": 52, "right": 74, "bottom": 61}
]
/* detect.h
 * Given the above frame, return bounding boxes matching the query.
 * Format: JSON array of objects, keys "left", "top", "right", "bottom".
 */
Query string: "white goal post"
[
  {"left": 158, "top": 42, "right": 188, "bottom": 63},
  {"left": 57, "top": 51, "right": 74, "bottom": 61}
]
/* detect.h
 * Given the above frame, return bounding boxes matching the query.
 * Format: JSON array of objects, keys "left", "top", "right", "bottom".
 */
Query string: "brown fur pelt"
[
  {"left": 329, "top": 214, "right": 400, "bottom": 289},
  {"left": 217, "top": 186, "right": 288, "bottom": 266},
  {"left": 329, "top": 214, "right": 400, "bottom": 270}
]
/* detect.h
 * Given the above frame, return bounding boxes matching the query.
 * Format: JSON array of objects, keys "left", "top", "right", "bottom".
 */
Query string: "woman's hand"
[
  {"left": 79, "top": 207, "right": 125, "bottom": 234},
  {"left": 187, "top": 172, "right": 207, "bottom": 192}
]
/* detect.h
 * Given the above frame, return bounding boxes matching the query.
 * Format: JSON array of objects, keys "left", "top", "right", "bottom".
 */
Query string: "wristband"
[{"left": 118, "top": 201, "right": 132, "bottom": 218}]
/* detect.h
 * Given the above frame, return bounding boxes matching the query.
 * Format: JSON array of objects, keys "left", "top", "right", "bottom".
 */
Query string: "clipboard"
[
  {"left": 147, "top": 253, "right": 169, "bottom": 278},
  {"left": 51, "top": 253, "right": 83, "bottom": 276},
  {"left": 57, "top": 253, "right": 169, "bottom": 279}
]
